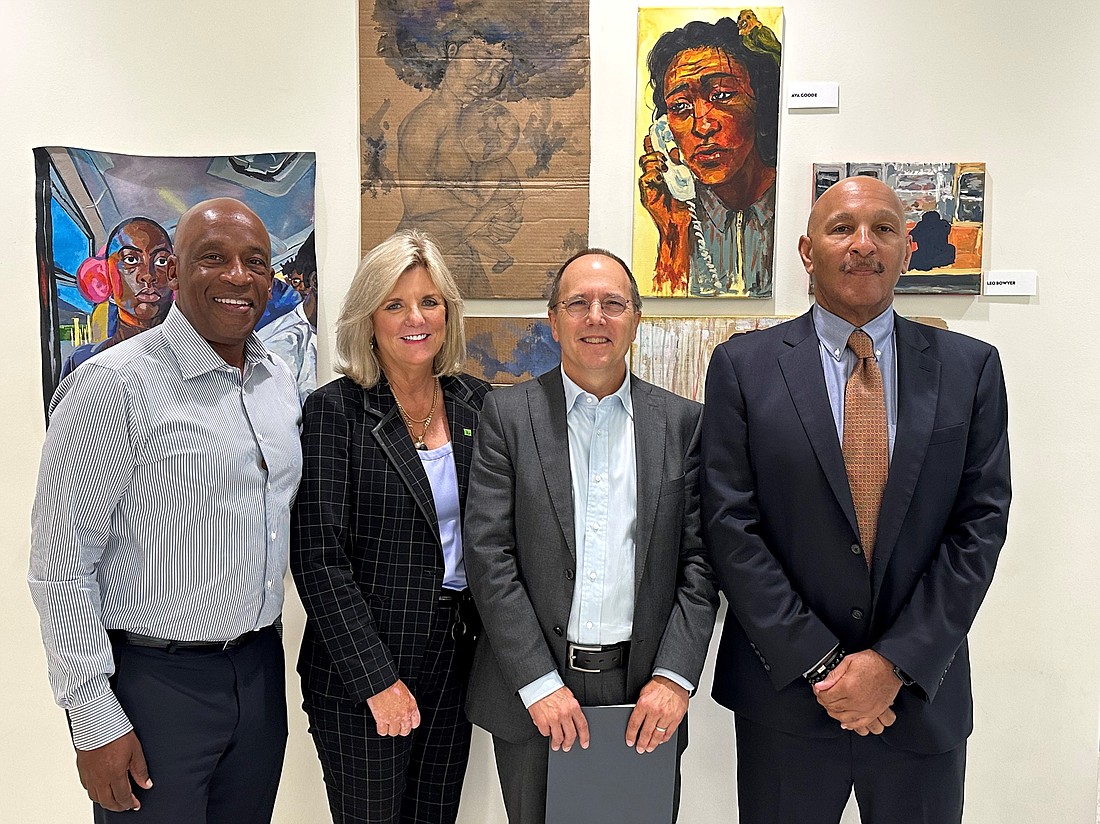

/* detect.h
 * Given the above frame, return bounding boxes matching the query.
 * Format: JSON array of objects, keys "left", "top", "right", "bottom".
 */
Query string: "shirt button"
[
  {"left": 266, "top": 580, "right": 272, "bottom": 588},
  {"left": 597, "top": 430, "right": 605, "bottom": 436},
  {"left": 585, "top": 621, "right": 593, "bottom": 629},
  {"left": 270, "top": 531, "right": 277, "bottom": 539},
  {"left": 851, "top": 608, "right": 864, "bottom": 620},
  {"left": 851, "top": 543, "right": 862, "bottom": 555},
  {"left": 592, "top": 523, "right": 600, "bottom": 531},
  {"left": 258, "top": 434, "right": 264, "bottom": 441},
  {"left": 586, "top": 397, "right": 594, "bottom": 404},
  {"left": 589, "top": 572, "right": 597, "bottom": 580},
  {"left": 594, "top": 474, "right": 602, "bottom": 483}
]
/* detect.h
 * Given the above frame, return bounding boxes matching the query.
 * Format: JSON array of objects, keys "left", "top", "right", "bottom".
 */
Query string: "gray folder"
[{"left": 545, "top": 704, "right": 677, "bottom": 824}]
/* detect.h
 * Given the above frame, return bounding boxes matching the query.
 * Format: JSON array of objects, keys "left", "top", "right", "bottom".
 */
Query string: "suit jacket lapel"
[
  {"left": 363, "top": 381, "right": 440, "bottom": 550},
  {"left": 530, "top": 368, "right": 577, "bottom": 560},
  {"left": 443, "top": 377, "right": 479, "bottom": 519},
  {"left": 778, "top": 311, "right": 860, "bottom": 539},
  {"left": 632, "top": 377, "right": 664, "bottom": 593},
  {"left": 872, "top": 316, "right": 940, "bottom": 592}
]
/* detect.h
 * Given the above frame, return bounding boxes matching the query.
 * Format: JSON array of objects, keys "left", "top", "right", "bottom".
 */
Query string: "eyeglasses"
[{"left": 555, "top": 297, "right": 634, "bottom": 318}]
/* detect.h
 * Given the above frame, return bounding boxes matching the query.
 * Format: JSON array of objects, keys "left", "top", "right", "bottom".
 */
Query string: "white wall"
[{"left": 2, "top": 1, "right": 1098, "bottom": 821}]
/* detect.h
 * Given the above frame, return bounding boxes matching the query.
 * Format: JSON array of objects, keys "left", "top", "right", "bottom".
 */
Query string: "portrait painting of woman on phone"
[{"left": 634, "top": 9, "right": 782, "bottom": 298}]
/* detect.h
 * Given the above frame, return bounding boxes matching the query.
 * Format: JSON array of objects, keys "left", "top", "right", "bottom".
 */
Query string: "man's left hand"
[
  {"left": 812, "top": 649, "right": 902, "bottom": 730},
  {"left": 626, "top": 675, "right": 689, "bottom": 753}
]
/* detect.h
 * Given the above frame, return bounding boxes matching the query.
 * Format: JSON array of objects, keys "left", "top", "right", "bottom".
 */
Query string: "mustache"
[{"left": 840, "top": 258, "right": 885, "bottom": 274}]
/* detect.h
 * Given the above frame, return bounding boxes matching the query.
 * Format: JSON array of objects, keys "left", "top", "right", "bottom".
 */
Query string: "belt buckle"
[{"left": 567, "top": 642, "right": 603, "bottom": 674}]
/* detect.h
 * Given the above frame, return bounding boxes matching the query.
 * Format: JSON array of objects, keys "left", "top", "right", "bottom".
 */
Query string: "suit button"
[
  {"left": 850, "top": 608, "right": 864, "bottom": 620},
  {"left": 553, "top": 626, "right": 564, "bottom": 637},
  {"left": 565, "top": 569, "right": 574, "bottom": 580},
  {"left": 851, "top": 543, "right": 862, "bottom": 555}
]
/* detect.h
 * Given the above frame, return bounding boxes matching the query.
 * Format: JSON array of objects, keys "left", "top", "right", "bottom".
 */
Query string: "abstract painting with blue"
[
  {"left": 34, "top": 147, "right": 317, "bottom": 412},
  {"left": 463, "top": 317, "right": 561, "bottom": 385}
]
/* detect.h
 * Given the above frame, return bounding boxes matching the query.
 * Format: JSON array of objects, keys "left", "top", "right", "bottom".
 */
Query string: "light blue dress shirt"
[
  {"left": 518, "top": 369, "right": 693, "bottom": 708},
  {"left": 812, "top": 303, "right": 898, "bottom": 460}
]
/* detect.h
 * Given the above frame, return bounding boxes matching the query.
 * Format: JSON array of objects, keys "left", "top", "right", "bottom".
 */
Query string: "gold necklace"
[{"left": 393, "top": 379, "right": 438, "bottom": 450}]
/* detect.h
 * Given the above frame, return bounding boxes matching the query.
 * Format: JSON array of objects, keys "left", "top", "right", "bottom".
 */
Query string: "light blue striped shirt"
[
  {"left": 29, "top": 304, "right": 302, "bottom": 750},
  {"left": 812, "top": 303, "right": 898, "bottom": 459},
  {"left": 518, "top": 370, "right": 693, "bottom": 708}
]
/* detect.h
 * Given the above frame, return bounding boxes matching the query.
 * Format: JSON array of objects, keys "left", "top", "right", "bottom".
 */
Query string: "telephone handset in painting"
[{"left": 649, "top": 116, "right": 696, "bottom": 202}]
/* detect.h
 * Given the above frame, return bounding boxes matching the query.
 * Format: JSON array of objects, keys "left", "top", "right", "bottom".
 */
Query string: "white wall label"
[
  {"left": 787, "top": 82, "right": 839, "bottom": 109},
  {"left": 983, "top": 269, "right": 1037, "bottom": 296}
]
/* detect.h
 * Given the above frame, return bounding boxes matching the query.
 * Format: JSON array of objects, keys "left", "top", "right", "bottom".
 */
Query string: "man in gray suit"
[{"left": 464, "top": 249, "right": 718, "bottom": 823}]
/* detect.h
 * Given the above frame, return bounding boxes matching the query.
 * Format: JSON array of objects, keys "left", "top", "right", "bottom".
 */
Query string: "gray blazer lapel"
[
  {"left": 530, "top": 369, "right": 577, "bottom": 559},
  {"left": 872, "top": 316, "right": 939, "bottom": 591},
  {"left": 778, "top": 313, "right": 859, "bottom": 539},
  {"left": 632, "top": 378, "right": 664, "bottom": 593},
  {"left": 364, "top": 385, "right": 441, "bottom": 550}
]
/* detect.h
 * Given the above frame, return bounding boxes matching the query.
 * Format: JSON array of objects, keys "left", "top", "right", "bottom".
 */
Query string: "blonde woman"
[{"left": 291, "top": 230, "right": 489, "bottom": 823}]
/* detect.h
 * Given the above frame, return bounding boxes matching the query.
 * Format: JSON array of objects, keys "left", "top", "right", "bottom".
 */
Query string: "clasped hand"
[{"left": 812, "top": 650, "right": 902, "bottom": 736}]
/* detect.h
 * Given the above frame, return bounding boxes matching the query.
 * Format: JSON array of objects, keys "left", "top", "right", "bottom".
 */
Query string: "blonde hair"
[{"left": 335, "top": 229, "right": 467, "bottom": 388}]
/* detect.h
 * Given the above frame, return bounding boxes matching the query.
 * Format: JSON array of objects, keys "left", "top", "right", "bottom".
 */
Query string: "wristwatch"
[{"left": 893, "top": 664, "right": 915, "bottom": 687}]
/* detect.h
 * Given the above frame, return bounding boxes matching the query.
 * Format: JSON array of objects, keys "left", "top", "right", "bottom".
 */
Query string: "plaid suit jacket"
[{"left": 291, "top": 372, "right": 490, "bottom": 703}]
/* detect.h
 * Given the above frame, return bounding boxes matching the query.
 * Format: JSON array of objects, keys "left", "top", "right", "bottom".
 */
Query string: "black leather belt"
[
  {"left": 567, "top": 641, "right": 629, "bottom": 673},
  {"left": 108, "top": 624, "right": 274, "bottom": 653},
  {"left": 438, "top": 588, "right": 473, "bottom": 604}
]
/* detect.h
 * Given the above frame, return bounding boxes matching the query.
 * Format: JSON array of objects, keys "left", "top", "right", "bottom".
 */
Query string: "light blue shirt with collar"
[
  {"left": 812, "top": 303, "right": 898, "bottom": 460},
  {"left": 517, "top": 368, "right": 694, "bottom": 708}
]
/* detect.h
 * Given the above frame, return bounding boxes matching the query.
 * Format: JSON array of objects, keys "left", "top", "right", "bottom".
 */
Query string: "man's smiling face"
[
  {"left": 167, "top": 198, "right": 273, "bottom": 368},
  {"left": 549, "top": 253, "right": 640, "bottom": 396}
]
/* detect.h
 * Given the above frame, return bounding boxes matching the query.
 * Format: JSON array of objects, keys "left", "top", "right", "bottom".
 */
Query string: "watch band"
[
  {"left": 893, "top": 664, "right": 915, "bottom": 687},
  {"left": 805, "top": 647, "right": 846, "bottom": 685}
]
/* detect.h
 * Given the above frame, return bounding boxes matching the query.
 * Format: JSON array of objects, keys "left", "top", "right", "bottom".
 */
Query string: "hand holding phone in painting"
[
  {"left": 638, "top": 116, "right": 695, "bottom": 293},
  {"left": 639, "top": 116, "right": 695, "bottom": 227},
  {"left": 647, "top": 116, "right": 696, "bottom": 201}
]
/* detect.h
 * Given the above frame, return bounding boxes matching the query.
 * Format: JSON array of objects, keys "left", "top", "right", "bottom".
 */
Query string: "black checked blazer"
[{"left": 291, "top": 372, "right": 491, "bottom": 704}]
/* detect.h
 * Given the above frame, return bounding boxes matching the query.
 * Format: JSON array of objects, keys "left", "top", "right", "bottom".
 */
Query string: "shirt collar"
[
  {"left": 696, "top": 182, "right": 775, "bottom": 231},
  {"left": 162, "top": 303, "right": 273, "bottom": 379},
  {"left": 812, "top": 303, "right": 895, "bottom": 362},
  {"left": 561, "top": 366, "right": 634, "bottom": 419}
]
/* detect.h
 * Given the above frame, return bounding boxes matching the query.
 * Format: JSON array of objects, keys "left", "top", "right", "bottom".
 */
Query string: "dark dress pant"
[
  {"left": 304, "top": 598, "right": 476, "bottom": 824},
  {"left": 492, "top": 667, "right": 685, "bottom": 824},
  {"left": 95, "top": 625, "right": 287, "bottom": 824},
  {"left": 734, "top": 714, "right": 966, "bottom": 824}
]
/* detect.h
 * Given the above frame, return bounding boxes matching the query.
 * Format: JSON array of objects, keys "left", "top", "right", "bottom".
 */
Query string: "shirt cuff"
[
  {"left": 67, "top": 689, "right": 133, "bottom": 751},
  {"left": 518, "top": 671, "right": 564, "bottom": 709},
  {"left": 653, "top": 667, "right": 695, "bottom": 694}
]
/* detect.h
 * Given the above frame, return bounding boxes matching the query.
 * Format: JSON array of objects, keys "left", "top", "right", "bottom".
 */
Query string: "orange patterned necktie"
[{"left": 842, "top": 329, "right": 888, "bottom": 568}]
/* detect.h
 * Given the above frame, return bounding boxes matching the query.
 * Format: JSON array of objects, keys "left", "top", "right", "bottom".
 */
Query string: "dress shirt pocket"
[{"left": 928, "top": 422, "right": 967, "bottom": 445}]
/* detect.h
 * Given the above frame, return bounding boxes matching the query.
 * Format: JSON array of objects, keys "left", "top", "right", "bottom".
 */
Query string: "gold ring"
[{"left": 655, "top": 726, "right": 668, "bottom": 733}]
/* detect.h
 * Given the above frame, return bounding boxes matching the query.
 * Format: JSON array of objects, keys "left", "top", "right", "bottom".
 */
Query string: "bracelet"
[{"left": 805, "top": 647, "right": 846, "bottom": 685}]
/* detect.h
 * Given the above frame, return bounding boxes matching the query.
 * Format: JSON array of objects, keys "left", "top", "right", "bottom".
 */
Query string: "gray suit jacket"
[{"left": 464, "top": 367, "right": 718, "bottom": 743}]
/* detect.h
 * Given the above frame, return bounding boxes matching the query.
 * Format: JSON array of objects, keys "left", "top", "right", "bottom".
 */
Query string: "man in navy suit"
[{"left": 701, "top": 176, "right": 1010, "bottom": 824}]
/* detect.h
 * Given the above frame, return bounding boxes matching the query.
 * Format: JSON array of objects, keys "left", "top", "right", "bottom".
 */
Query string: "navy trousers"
[
  {"left": 95, "top": 625, "right": 287, "bottom": 824},
  {"left": 734, "top": 714, "right": 966, "bottom": 824}
]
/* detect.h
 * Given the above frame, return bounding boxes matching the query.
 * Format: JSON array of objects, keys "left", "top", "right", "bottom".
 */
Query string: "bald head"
[
  {"left": 175, "top": 198, "right": 269, "bottom": 255},
  {"left": 808, "top": 176, "right": 906, "bottom": 235}
]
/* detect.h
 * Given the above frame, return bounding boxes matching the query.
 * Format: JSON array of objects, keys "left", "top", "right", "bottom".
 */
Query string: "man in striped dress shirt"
[{"left": 29, "top": 198, "right": 303, "bottom": 823}]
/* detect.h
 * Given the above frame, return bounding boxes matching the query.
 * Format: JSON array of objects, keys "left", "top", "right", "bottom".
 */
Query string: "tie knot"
[{"left": 847, "top": 329, "right": 875, "bottom": 360}]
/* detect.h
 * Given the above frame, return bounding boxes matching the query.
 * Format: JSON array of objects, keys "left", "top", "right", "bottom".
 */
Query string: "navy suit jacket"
[{"left": 701, "top": 310, "right": 1010, "bottom": 754}]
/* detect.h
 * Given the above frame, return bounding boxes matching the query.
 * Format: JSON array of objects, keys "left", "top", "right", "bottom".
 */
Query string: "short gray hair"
[{"left": 335, "top": 229, "right": 467, "bottom": 388}]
